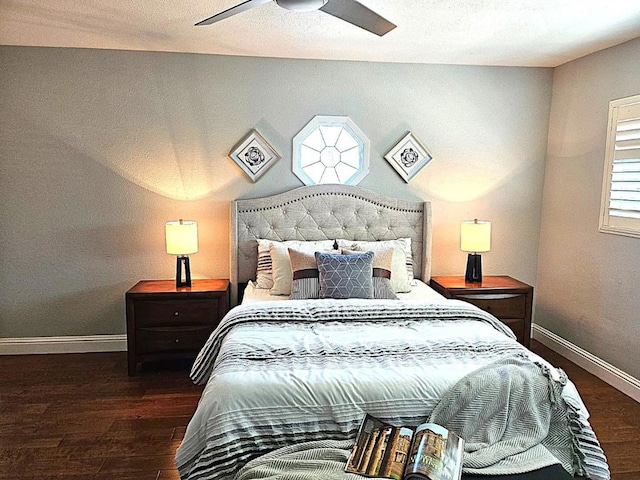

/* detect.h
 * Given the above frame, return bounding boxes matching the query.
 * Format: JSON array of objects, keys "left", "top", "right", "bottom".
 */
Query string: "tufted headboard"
[{"left": 230, "top": 184, "right": 432, "bottom": 305}]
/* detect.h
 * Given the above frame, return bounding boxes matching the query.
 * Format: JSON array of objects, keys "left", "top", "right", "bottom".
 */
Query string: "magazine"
[{"left": 346, "top": 413, "right": 464, "bottom": 480}]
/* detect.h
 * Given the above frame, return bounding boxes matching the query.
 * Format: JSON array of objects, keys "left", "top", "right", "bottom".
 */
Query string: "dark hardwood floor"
[
  {"left": 530, "top": 342, "right": 640, "bottom": 479},
  {"left": 0, "top": 340, "right": 638, "bottom": 479}
]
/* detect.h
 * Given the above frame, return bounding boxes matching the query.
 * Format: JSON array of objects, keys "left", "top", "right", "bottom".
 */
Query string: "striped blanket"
[{"left": 176, "top": 299, "right": 608, "bottom": 480}]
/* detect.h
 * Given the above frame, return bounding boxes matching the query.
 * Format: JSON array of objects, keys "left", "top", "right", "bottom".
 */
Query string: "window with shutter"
[{"left": 599, "top": 94, "right": 640, "bottom": 238}]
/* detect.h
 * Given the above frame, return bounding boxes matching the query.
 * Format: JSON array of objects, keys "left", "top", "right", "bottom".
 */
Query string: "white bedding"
[
  {"left": 241, "top": 278, "right": 446, "bottom": 303},
  {"left": 176, "top": 299, "right": 607, "bottom": 480}
]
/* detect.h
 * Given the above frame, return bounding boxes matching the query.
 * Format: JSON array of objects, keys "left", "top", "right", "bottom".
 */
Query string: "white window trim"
[
  {"left": 292, "top": 115, "right": 370, "bottom": 186},
  {"left": 599, "top": 94, "right": 640, "bottom": 239}
]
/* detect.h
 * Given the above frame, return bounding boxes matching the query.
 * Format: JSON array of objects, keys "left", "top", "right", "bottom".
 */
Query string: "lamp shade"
[
  {"left": 460, "top": 219, "right": 491, "bottom": 253},
  {"left": 165, "top": 220, "right": 198, "bottom": 255}
]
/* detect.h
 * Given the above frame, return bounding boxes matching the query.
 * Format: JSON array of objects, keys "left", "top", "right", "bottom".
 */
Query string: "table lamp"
[
  {"left": 460, "top": 219, "right": 491, "bottom": 283},
  {"left": 165, "top": 219, "right": 198, "bottom": 287}
]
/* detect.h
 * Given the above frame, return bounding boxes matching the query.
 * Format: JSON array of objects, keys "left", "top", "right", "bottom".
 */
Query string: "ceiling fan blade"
[
  {"left": 195, "top": 0, "right": 272, "bottom": 26},
  {"left": 319, "top": 0, "right": 396, "bottom": 36}
]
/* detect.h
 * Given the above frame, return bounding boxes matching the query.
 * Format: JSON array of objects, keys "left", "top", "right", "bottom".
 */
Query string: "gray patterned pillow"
[
  {"left": 316, "top": 251, "right": 374, "bottom": 299},
  {"left": 336, "top": 239, "right": 412, "bottom": 292},
  {"left": 342, "top": 248, "right": 398, "bottom": 300}
]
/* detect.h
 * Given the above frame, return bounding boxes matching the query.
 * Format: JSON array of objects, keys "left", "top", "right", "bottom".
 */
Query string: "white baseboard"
[
  {"left": 532, "top": 324, "right": 640, "bottom": 403},
  {"left": 0, "top": 334, "right": 127, "bottom": 355}
]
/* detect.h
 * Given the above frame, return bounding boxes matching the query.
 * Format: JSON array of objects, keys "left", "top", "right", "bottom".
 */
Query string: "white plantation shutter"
[{"left": 599, "top": 94, "right": 640, "bottom": 238}]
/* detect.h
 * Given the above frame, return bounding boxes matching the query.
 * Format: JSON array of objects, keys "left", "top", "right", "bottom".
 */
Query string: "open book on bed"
[{"left": 346, "top": 413, "right": 464, "bottom": 480}]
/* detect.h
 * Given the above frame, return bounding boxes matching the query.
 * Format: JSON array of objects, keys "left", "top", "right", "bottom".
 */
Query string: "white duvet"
[{"left": 176, "top": 298, "right": 605, "bottom": 480}]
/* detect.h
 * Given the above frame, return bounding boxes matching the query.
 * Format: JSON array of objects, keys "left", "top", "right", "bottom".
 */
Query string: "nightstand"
[
  {"left": 126, "top": 279, "right": 230, "bottom": 376},
  {"left": 429, "top": 275, "right": 533, "bottom": 348}
]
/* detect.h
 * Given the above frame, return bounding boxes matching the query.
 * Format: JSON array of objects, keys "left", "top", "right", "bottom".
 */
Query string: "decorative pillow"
[
  {"left": 269, "top": 240, "right": 336, "bottom": 295},
  {"left": 255, "top": 239, "right": 275, "bottom": 289},
  {"left": 289, "top": 248, "right": 322, "bottom": 300},
  {"left": 343, "top": 248, "right": 398, "bottom": 300},
  {"left": 255, "top": 239, "right": 334, "bottom": 290},
  {"left": 316, "top": 251, "right": 374, "bottom": 300},
  {"left": 337, "top": 239, "right": 412, "bottom": 292},
  {"left": 400, "top": 237, "right": 415, "bottom": 284},
  {"left": 289, "top": 248, "right": 398, "bottom": 300}
]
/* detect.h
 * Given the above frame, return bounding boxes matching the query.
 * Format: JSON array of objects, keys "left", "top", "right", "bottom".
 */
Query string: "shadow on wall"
[{"left": 3, "top": 50, "right": 245, "bottom": 201}]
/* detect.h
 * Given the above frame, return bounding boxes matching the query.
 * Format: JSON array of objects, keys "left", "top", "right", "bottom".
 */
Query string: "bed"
[{"left": 176, "top": 184, "right": 609, "bottom": 480}]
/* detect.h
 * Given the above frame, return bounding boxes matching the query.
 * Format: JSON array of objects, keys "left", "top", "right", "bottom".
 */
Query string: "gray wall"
[
  {"left": 537, "top": 37, "right": 640, "bottom": 378},
  {"left": 0, "top": 46, "right": 552, "bottom": 338}
]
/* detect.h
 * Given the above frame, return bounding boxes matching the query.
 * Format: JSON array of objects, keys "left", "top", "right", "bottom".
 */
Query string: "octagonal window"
[{"left": 293, "top": 116, "right": 370, "bottom": 185}]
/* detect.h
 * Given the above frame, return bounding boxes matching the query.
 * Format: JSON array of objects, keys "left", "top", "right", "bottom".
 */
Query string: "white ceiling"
[{"left": 1, "top": 0, "right": 639, "bottom": 67}]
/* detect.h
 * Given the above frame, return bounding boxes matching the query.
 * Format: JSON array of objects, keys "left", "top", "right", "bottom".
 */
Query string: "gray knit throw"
[
  {"left": 428, "top": 356, "right": 581, "bottom": 477},
  {"left": 234, "top": 440, "right": 358, "bottom": 480}
]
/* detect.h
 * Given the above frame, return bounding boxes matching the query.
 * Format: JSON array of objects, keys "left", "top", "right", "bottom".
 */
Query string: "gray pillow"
[
  {"left": 336, "top": 239, "right": 413, "bottom": 292},
  {"left": 316, "top": 251, "right": 374, "bottom": 299},
  {"left": 342, "top": 248, "right": 397, "bottom": 300}
]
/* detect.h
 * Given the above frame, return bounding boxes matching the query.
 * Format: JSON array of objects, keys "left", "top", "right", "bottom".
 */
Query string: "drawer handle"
[
  {"left": 175, "top": 339, "right": 180, "bottom": 343},
  {"left": 174, "top": 311, "right": 179, "bottom": 316}
]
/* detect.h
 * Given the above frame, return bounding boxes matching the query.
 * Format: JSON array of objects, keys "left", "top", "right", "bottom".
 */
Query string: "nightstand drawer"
[
  {"left": 453, "top": 293, "right": 526, "bottom": 319},
  {"left": 135, "top": 299, "right": 219, "bottom": 327},
  {"left": 136, "top": 325, "right": 213, "bottom": 354}
]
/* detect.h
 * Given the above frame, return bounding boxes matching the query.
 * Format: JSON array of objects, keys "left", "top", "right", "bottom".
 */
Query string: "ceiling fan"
[{"left": 195, "top": 0, "right": 396, "bottom": 37}]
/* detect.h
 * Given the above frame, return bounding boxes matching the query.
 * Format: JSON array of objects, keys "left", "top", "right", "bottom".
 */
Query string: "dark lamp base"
[
  {"left": 465, "top": 253, "right": 482, "bottom": 283},
  {"left": 176, "top": 255, "right": 192, "bottom": 288}
]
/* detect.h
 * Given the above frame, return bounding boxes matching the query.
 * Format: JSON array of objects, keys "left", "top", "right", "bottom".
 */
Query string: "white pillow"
[
  {"left": 254, "top": 239, "right": 335, "bottom": 292},
  {"left": 336, "top": 239, "right": 412, "bottom": 292}
]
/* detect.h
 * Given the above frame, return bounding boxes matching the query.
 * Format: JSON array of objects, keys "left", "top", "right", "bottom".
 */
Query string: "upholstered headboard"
[{"left": 230, "top": 184, "right": 432, "bottom": 305}]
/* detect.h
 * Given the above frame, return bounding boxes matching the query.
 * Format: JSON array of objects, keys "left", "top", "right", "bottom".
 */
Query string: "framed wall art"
[
  {"left": 229, "top": 130, "right": 280, "bottom": 182},
  {"left": 384, "top": 132, "right": 433, "bottom": 183}
]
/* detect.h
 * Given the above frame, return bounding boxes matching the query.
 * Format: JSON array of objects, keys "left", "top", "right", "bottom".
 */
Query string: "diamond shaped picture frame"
[
  {"left": 229, "top": 130, "right": 280, "bottom": 182},
  {"left": 384, "top": 132, "right": 433, "bottom": 183}
]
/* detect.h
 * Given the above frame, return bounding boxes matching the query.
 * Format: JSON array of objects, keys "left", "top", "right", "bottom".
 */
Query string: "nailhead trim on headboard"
[{"left": 230, "top": 185, "right": 432, "bottom": 305}]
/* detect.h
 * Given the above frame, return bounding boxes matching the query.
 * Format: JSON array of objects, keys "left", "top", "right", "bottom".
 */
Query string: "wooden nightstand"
[
  {"left": 429, "top": 275, "right": 533, "bottom": 348},
  {"left": 126, "top": 279, "right": 230, "bottom": 376}
]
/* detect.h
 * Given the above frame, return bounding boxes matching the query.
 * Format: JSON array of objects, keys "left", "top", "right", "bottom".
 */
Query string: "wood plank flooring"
[
  {"left": 0, "top": 341, "right": 638, "bottom": 479},
  {"left": 530, "top": 342, "right": 640, "bottom": 479}
]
